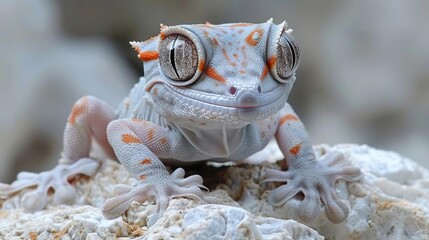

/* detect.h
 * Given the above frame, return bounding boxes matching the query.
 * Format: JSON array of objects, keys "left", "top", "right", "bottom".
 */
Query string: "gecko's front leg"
[
  {"left": 101, "top": 119, "right": 208, "bottom": 225},
  {"left": 263, "top": 103, "right": 363, "bottom": 223},
  {"left": 0, "top": 96, "right": 115, "bottom": 211}
]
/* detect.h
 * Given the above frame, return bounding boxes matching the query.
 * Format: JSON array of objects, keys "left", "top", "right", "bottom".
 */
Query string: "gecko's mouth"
[
  {"left": 154, "top": 82, "right": 289, "bottom": 121},
  {"left": 157, "top": 83, "right": 286, "bottom": 109}
]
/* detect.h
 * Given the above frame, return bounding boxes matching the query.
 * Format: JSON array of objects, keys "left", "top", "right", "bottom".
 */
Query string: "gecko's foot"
[
  {"left": 0, "top": 158, "right": 99, "bottom": 211},
  {"left": 102, "top": 168, "right": 211, "bottom": 226},
  {"left": 263, "top": 151, "right": 363, "bottom": 223}
]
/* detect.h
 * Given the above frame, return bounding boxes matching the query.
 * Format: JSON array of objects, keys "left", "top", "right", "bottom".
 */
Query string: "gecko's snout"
[
  {"left": 238, "top": 92, "right": 259, "bottom": 107},
  {"left": 237, "top": 90, "right": 260, "bottom": 120}
]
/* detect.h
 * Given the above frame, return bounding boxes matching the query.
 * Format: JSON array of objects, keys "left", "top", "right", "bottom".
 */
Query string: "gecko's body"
[{"left": 0, "top": 20, "right": 362, "bottom": 224}]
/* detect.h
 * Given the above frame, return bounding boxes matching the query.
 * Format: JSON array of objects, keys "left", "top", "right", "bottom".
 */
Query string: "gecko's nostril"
[
  {"left": 257, "top": 85, "right": 261, "bottom": 94},
  {"left": 229, "top": 86, "right": 237, "bottom": 95}
]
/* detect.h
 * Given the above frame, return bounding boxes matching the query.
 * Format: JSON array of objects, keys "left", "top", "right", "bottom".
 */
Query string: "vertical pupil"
[
  {"left": 169, "top": 35, "right": 180, "bottom": 79},
  {"left": 285, "top": 36, "right": 296, "bottom": 70}
]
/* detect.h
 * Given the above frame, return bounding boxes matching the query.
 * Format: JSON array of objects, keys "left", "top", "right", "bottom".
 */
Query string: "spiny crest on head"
[
  {"left": 130, "top": 41, "right": 144, "bottom": 53},
  {"left": 129, "top": 38, "right": 159, "bottom": 62},
  {"left": 160, "top": 23, "right": 168, "bottom": 31}
]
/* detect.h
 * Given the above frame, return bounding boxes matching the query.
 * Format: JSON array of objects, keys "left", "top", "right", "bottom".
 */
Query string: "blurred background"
[{"left": 1, "top": 0, "right": 428, "bottom": 183}]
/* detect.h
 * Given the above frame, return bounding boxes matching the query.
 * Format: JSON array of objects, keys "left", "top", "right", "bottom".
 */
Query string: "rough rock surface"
[{"left": 1, "top": 144, "right": 428, "bottom": 239}]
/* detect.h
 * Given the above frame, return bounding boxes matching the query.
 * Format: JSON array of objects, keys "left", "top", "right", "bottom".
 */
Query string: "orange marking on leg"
[
  {"left": 140, "top": 175, "right": 147, "bottom": 181},
  {"left": 289, "top": 144, "right": 301, "bottom": 156},
  {"left": 140, "top": 158, "right": 152, "bottom": 165},
  {"left": 245, "top": 29, "right": 264, "bottom": 46},
  {"left": 147, "top": 128, "right": 154, "bottom": 141},
  {"left": 138, "top": 51, "right": 159, "bottom": 61},
  {"left": 279, "top": 114, "right": 300, "bottom": 126},
  {"left": 121, "top": 133, "right": 141, "bottom": 144},
  {"left": 260, "top": 65, "right": 269, "bottom": 80},
  {"left": 206, "top": 66, "right": 226, "bottom": 83},
  {"left": 68, "top": 96, "right": 89, "bottom": 125},
  {"left": 160, "top": 137, "right": 168, "bottom": 145},
  {"left": 198, "top": 59, "right": 205, "bottom": 72}
]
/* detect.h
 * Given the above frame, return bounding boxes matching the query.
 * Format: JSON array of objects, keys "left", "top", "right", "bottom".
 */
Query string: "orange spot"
[
  {"left": 239, "top": 69, "right": 246, "bottom": 74},
  {"left": 289, "top": 144, "right": 301, "bottom": 156},
  {"left": 147, "top": 128, "right": 154, "bottom": 141},
  {"left": 267, "top": 56, "right": 277, "bottom": 69},
  {"left": 279, "top": 114, "right": 300, "bottom": 126},
  {"left": 153, "top": 88, "right": 158, "bottom": 96},
  {"left": 233, "top": 53, "right": 238, "bottom": 58},
  {"left": 245, "top": 29, "right": 264, "bottom": 46},
  {"left": 240, "top": 46, "right": 248, "bottom": 67},
  {"left": 138, "top": 51, "right": 159, "bottom": 61},
  {"left": 238, "top": 29, "right": 244, "bottom": 34},
  {"left": 140, "top": 158, "right": 152, "bottom": 165},
  {"left": 221, "top": 48, "right": 231, "bottom": 63},
  {"left": 260, "top": 65, "right": 269, "bottom": 80},
  {"left": 198, "top": 59, "right": 206, "bottom": 72},
  {"left": 140, "top": 175, "right": 147, "bottom": 180},
  {"left": 212, "top": 38, "right": 219, "bottom": 46},
  {"left": 121, "top": 134, "right": 141, "bottom": 144},
  {"left": 229, "top": 23, "right": 253, "bottom": 27},
  {"left": 68, "top": 96, "right": 89, "bottom": 125},
  {"left": 160, "top": 31, "right": 167, "bottom": 40},
  {"left": 206, "top": 66, "right": 226, "bottom": 83},
  {"left": 160, "top": 137, "right": 168, "bottom": 145}
]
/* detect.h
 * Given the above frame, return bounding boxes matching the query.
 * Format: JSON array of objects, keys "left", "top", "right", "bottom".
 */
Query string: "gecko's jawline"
[{"left": 157, "top": 82, "right": 287, "bottom": 111}]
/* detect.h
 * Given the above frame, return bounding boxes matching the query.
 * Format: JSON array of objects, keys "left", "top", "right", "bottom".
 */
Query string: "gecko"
[{"left": 0, "top": 19, "right": 362, "bottom": 224}]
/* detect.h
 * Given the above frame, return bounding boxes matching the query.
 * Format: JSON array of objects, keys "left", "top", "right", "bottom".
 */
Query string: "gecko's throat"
[{"left": 152, "top": 82, "right": 289, "bottom": 123}]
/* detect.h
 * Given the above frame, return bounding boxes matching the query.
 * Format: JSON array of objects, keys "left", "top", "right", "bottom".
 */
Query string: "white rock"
[{"left": 1, "top": 144, "right": 429, "bottom": 239}]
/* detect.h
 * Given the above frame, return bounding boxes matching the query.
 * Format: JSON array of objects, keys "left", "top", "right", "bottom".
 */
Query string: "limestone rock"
[{"left": 1, "top": 144, "right": 429, "bottom": 239}]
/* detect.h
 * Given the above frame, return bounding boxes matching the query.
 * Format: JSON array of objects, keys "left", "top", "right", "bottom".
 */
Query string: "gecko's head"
[{"left": 131, "top": 19, "right": 300, "bottom": 128}]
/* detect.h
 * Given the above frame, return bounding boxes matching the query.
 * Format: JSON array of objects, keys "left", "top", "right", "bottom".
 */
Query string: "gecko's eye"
[
  {"left": 272, "top": 31, "right": 300, "bottom": 82},
  {"left": 159, "top": 34, "right": 198, "bottom": 82}
]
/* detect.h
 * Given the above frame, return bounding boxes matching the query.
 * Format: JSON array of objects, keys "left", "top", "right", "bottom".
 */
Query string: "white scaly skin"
[{"left": 0, "top": 20, "right": 362, "bottom": 225}]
